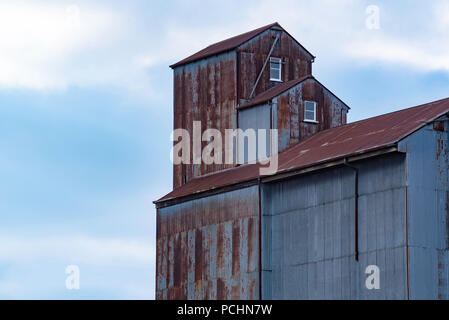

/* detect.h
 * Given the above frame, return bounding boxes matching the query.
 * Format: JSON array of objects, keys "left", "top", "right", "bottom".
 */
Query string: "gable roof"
[
  {"left": 155, "top": 97, "right": 449, "bottom": 205},
  {"left": 238, "top": 75, "right": 313, "bottom": 109},
  {"left": 238, "top": 75, "right": 350, "bottom": 110},
  {"left": 170, "top": 22, "right": 314, "bottom": 69}
]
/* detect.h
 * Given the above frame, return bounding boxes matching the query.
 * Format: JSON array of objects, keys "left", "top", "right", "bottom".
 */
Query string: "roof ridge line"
[
  {"left": 347, "top": 96, "right": 449, "bottom": 126},
  {"left": 170, "top": 22, "right": 280, "bottom": 68}
]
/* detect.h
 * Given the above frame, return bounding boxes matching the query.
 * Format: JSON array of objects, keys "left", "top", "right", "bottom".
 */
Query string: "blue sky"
[{"left": 0, "top": 0, "right": 449, "bottom": 299}]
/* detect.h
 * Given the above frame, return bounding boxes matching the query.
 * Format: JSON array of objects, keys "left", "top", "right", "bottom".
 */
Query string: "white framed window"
[
  {"left": 304, "top": 101, "right": 317, "bottom": 123},
  {"left": 270, "top": 57, "right": 282, "bottom": 82}
]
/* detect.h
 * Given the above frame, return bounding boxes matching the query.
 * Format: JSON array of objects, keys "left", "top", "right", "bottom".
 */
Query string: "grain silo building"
[{"left": 155, "top": 23, "right": 449, "bottom": 300}]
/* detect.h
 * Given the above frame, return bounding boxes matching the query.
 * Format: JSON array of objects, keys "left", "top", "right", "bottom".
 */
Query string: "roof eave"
[
  {"left": 169, "top": 22, "right": 316, "bottom": 69},
  {"left": 154, "top": 144, "right": 400, "bottom": 208},
  {"left": 237, "top": 75, "right": 314, "bottom": 110},
  {"left": 169, "top": 48, "right": 237, "bottom": 69},
  {"left": 169, "top": 22, "right": 280, "bottom": 69}
]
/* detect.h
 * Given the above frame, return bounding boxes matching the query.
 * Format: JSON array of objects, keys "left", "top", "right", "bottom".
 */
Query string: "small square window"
[
  {"left": 270, "top": 57, "right": 282, "bottom": 82},
  {"left": 304, "top": 101, "right": 317, "bottom": 122}
]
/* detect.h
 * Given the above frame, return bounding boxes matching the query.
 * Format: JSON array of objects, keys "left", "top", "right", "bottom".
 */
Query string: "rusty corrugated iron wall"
[
  {"left": 275, "top": 78, "right": 347, "bottom": 151},
  {"left": 160, "top": 98, "right": 449, "bottom": 205},
  {"left": 157, "top": 118, "right": 449, "bottom": 299},
  {"left": 172, "top": 27, "right": 314, "bottom": 189},
  {"left": 238, "top": 77, "right": 348, "bottom": 155},
  {"left": 156, "top": 186, "right": 260, "bottom": 300},
  {"left": 162, "top": 23, "right": 354, "bottom": 300},
  {"left": 173, "top": 51, "right": 237, "bottom": 189},
  {"left": 237, "top": 28, "right": 313, "bottom": 103}
]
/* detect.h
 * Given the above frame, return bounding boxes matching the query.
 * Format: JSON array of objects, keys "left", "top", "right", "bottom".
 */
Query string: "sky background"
[{"left": 1, "top": 0, "right": 449, "bottom": 299}]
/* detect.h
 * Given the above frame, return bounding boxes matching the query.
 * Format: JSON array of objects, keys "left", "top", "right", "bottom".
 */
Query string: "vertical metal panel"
[
  {"left": 238, "top": 104, "right": 271, "bottom": 163},
  {"left": 275, "top": 78, "right": 348, "bottom": 152},
  {"left": 238, "top": 29, "right": 313, "bottom": 102},
  {"left": 171, "top": 27, "right": 349, "bottom": 190},
  {"left": 237, "top": 78, "right": 348, "bottom": 157},
  {"left": 172, "top": 51, "right": 237, "bottom": 189},
  {"left": 399, "top": 118, "right": 449, "bottom": 299},
  {"left": 262, "top": 153, "right": 408, "bottom": 299},
  {"left": 156, "top": 186, "right": 260, "bottom": 300},
  {"left": 173, "top": 29, "right": 315, "bottom": 189}
]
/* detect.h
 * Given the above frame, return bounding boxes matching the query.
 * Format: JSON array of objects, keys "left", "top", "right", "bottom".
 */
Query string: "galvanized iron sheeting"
[
  {"left": 158, "top": 97, "right": 449, "bottom": 204},
  {"left": 170, "top": 23, "right": 279, "bottom": 68},
  {"left": 262, "top": 153, "right": 408, "bottom": 299},
  {"left": 173, "top": 51, "right": 237, "bottom": 189},
  {"left": 156, "top": 186, "right": 259, "bottom": 300},
  {"left": 172, "top": 27, "right": 314, "bottom": 189},
  {"left": 399, "top": 119, "right": 449, "bottom": 299}
]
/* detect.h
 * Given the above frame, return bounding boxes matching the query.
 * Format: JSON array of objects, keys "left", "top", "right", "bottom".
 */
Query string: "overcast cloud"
[{"left": 1, "top": 0, "right": 449, "bottom": 299}]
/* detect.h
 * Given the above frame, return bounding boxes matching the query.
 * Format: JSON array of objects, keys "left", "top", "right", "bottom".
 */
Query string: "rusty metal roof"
[
  {"left": 238, "top": 75, "right": 350, "bottom": 110},
  {"left": 170, "top": 22, "right": 314, "bottom": 68},
  {"left": 156, "top": 97, "right": 449, "bottom": 204},
  {"left": 238, "top": 75, "right": 314, "bottom": 109}
]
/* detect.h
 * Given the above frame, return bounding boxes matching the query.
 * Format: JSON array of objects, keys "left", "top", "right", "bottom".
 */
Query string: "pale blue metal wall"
[
  {"left": 159, "top": 117, "right": 449, "bottom": 300},
  {"left": 399, "top": 117, "right": 449, "bottom": 299},
  {"left": 261, "top": 153, "right": 409, "bottom": 299},
  {"left": 238, "top": 104, "right": 272, "bottom": 163}
]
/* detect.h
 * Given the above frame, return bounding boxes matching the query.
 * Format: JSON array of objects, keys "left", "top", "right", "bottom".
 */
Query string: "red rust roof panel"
[
  {"left": 238, "top": 75, "right": 313, "bottom": 109},
  {"left": 170, "top": 23, "right": 280, "bottom": 68},
  {"left": 157, "top": 97, "right": 449, "bottom": 203}
]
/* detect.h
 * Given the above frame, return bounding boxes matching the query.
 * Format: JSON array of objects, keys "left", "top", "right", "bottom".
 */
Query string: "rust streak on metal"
[
  {"left": 257, "top": 178, "right": 262, "bottom": 299},
  {"left": 157, "top": 97, "right": 449, "bottom": 205},
  {"left": 232, "top": 220, "right": 240, "bottom": 277}
]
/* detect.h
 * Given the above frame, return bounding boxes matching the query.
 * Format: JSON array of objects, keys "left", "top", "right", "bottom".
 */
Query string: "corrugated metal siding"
[
  {"left": 238, "top": 76, "right": 313, "bottom": 109},
  {"left": 236, "top": 77, "right": 348, "bottom": 156},
  {"left": 157, "top": 97, "right": 449, "bottom": 205},
  {"left": 173, "top": 51, "right": 237, "bottom": 189},
  {"left": 172, "top": 27, "right": 314, "bottom": 189},
  {"left": 170, "top": 23, "right": 280, "bottom": 68},
  {"left": 237, "top": 29, "right": 313, "bottom": 102},
  {"left": 238, "top": 103, "right": 272, "bottom": 163},
  {"left": 156, "top": 186, "right": 260, "bottom": 300},
  {"left": 399, "top": 118, "right": 449, "bottom": 299},
  {"left": 262, "top": 153, "right": 408, "bottom": 299},
  {"left": 274, "top": 78, "right": 347, "bottom": 151}
]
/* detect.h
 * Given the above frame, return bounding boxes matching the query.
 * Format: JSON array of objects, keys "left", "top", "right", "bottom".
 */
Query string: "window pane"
[
  {"left": 270, "top": 58, "right": 281, "bottom": 80},
  {"left": 270, "top": 69, "right": 280, "bottom": 80},
  {"left": 305, "top": 111, "right": 315, "bottom": 120},
  {"left": 305, "top": 101, "right": 315, "bottom": 112}
]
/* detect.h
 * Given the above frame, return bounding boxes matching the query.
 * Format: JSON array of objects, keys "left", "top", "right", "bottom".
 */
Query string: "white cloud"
[
  {"left": 0, "top": 1, "right": 169, "bottom": 102},
  {"left": 346, "top": 36, "right": 449, "bottom": 72},
  {"left": 1, "top": 0, "right": 449, "bottom": 94},
  {"left": 244, "top": 0, "right": 449, "bottom": 74},
  {"left": 434, "top": 0, "right": 449, "bottom": 29},
  {"left": 0, "top": 1, "right": 124, "bottom": 90},
  {"left": 0, "top": 235, "right": 154, "bottom": 266},
  {"left": 0, "top": 0, "right": 364, "bottom": 93}
]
